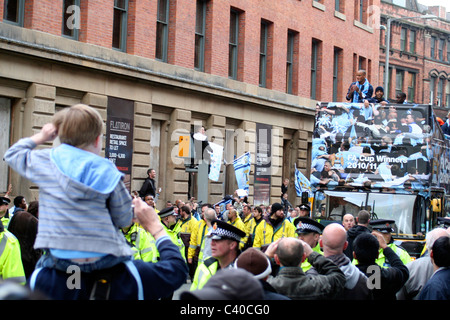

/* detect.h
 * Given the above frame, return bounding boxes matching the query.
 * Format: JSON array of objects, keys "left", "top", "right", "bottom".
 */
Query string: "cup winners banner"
[{"left": 233, "top": 152, "right": 251, "bottom": 193}]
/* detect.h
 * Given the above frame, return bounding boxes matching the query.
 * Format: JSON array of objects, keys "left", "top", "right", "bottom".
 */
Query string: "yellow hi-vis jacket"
[
  {"left": 0, "top": 230, "right": 26, "bottom": 284},
  {"left": 162, "top": 222, "right": 186, "bottom": 260},
  {"left": 252, "top": 218, "right": 296, "bottom": 249},
  {"left": 227, "top": 216, "right": 248, "bottom": 249},
  {"left": 178, "top": 215, "right": 199, "bottom": 235},
  {"left": 188, "top": 219, "right": 207, "bottom": 261},
  {"left": 190, "top": 256, "right": 219, "bottom": 291},
  {"left": 122, "top": 223, "right": 159, "bottom": 263},
  {"left": 376, "top": 243, "right": 412, "bottom": 268}
]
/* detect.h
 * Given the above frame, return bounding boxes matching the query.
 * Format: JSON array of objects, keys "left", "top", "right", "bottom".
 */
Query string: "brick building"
[
  {"left": 379, "top": 0, "right": 450, "bottom": 107},
  {"left": 0, "top": 0, "right": 380, "bottom": 207}
]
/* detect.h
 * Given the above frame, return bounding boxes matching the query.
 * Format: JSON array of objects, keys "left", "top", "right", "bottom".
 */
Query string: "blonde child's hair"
[{"left": 53, "top": 104, "right": 103, "bottom": 148}]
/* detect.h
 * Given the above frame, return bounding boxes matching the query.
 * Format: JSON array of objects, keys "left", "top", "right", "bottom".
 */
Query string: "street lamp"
[{"left": 382, "top": 14, "right": 437, "bottom": 99}]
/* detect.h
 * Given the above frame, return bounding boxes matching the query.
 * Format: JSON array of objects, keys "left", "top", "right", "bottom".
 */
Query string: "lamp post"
[{"left": 382, "top": 14, "right": 437, "bottom": 99}]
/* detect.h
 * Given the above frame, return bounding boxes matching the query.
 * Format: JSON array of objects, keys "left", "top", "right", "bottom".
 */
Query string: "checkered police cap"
[
  {"left": 208, "top": 219, "right": 246, "bottom": 242},
  {"left": 294, "top": 217, "right": 325, "bottom": 234}
]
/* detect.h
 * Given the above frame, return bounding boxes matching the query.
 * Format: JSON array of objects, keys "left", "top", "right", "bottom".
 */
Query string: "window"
[
  {"left": 62, "top": 0, "right": 80, "bottom": 40},
  {"left": 409, "top": 30, "right": 416, "bottom": 54},
  {"left": 448, "top": 41, "right": 450, "bottom": 62},
  {"left": 194, "top": 0, "right": 206, "bottom": 71},
  {"left": 395, "top": 70, "right": 404, "bottom": 98},
  {"left": 430, "top": 36, "right": 436, "bottom": 59},
  {"left": 259, "top": 21, "right": 269, "bottom": 87},
  {"left": 3, "top": 0, "right": 24, "bottom": 26},
  {"left": 437, "top": 78, "right": 444, "bottom": 106},
  {"left": 358, "top": 56, "right": 366, "bottom": 71},
  {"left": 438, "top": 39, "right": 444, "bottom": 61},
  {"left": 400, "top": 28, "right": 407, "bottom": 52},
  {"left": 112, "top": 0, "right": 128, "bottom": 51},
  {"left": 446, "top": 82, "right": 450, "bottom": 107},
  {"left": 311, "top": 40, "right": 321, "bottom": 100},
  {"left": 333, "top": 48, "right": 343, "bottom": 101},
  {"left": 407, "top": 73, "right": 416, "bottom": 103},
  {"left": 335, "top": 0, "right": 341, "bottom": 12},
  {"left": 286, "top": 31, "right": 295, "bottom": 94},
  {"left": 357, "top": 0, "right": 366, "bottom": 23},
  {"left": 430, "top": 76, "right": 436, "bottom": 105},
  {"left": 228, "top": 10, "right": 239, "bottom": 79},
  {"left": 156, "top": 0, "right": 169, "bottom": 61}
]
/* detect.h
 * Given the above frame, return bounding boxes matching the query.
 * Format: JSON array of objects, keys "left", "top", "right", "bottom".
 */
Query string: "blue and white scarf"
[{"left": 350, "top": 79, "right": 371, "bottom": 103}]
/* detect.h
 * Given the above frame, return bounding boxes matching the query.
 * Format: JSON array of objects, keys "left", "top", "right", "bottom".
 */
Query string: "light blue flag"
[
  {"left": 295, "top": 164, "right": 311, "bottom": 197},
  {"left": 233, "top": 152, "right": 251, "bottom": 192},
  {"left": 208, "top": 142, "right": 223, "bottom": 182},
  {"left": 214, "top": 198, "right": 233, "bottom": 217}
]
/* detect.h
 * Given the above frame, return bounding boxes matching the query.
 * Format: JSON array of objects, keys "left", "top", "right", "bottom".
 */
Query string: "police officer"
[
  {"left": 369, "top": 219, "right": 411, "bottom": 267},
  {"left": 0, "top": 197, "right": 11, "bottom": 229},
  {"left": 0, "top": 218, "right": 26, "bottom": 283},
  {"left": 121, "top": 222, "right": 159, "bottom": 263},
  {"left": 298, "top": 203, "right": 311, "bottom": 218},
  {"left": 190, "top": 219, "right": 246, "bottom": 291},
  {"left": 159, "top": 206, "right": 185, "bottom": 260},
  {"left": 293, "top": 217, "right": 325, "bottom": 272}
]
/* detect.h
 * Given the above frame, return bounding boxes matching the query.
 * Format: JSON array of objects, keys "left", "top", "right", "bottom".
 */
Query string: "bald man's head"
[{"left": 321, "top": 223, "right": 348, "bottom": 256}]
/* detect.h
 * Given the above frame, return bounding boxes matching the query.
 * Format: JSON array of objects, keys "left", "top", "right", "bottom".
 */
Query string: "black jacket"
[
  {"left": 344, "top": 225, "right": 371, "bottom": 260},
  {"left": 356, "top": 246, "right": 409, "bottom": 300},
  {"left": 139, "top": 178, "right": 156, "bottom": 198}
]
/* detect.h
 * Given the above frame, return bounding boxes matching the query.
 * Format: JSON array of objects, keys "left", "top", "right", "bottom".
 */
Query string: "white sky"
[{"left": 417, "top": 0, "right": 450, "bottom": 9}]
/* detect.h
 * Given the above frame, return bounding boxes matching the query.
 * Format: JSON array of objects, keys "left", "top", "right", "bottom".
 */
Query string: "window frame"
[
  {"left": 62, "top": 0, "right": 81, "bottom": 40},
  {"left": 228, "top": 9, "right": 239, "bottom": 80},
  {"left": 112, "top": 0, "right": 129, "bottom": 52},
  {"left": 286, "top": 30, "right": 295, "bottom": 94},
  {"left": 310, "top": 40, "right": 319, "bottom": 100},
  {"left": 194, "top": 0, "right": 207, "bottom": 71},
  {"left": 156, "top": 0, "right": 170, "bottom": 62},
  {"left": 400, "top": 27, "right": 407, "bottom": 52},
  {"left": 259, "top": 21, "right": 269, "bottom": 88},
  {"left": 3, "top": 0, "right": 25, "bottom": 26}
]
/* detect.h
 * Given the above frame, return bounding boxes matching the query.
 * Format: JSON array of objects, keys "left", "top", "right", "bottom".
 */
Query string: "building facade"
[
  {"left": 0, "top": 0, "right": 380, "bottom": 208},
  {"left": 379, "top": 0, "right": 450, "bottom": 107}
]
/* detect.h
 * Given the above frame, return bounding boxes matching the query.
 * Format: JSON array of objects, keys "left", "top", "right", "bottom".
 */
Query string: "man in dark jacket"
[
  {"left": 321, "top": 223, "right": 372, "bottom": 300},
  {"left": 28, "top": 198, "right": 188, "bottom": 300},
  {"left": 266, "top": 237, "right": 345, "bottom": 300},
  {"left": 353, "top": 232, "right": 409, "bottom": 300},
  {"left": 138, "top": 168, "right": 157, "bottom": 198},
  {"left": 344, "top": 210, "right": 371, "bottom": 260}
]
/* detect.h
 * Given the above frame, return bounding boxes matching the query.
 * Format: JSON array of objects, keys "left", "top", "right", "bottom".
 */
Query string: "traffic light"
[{"left": 178, "top": 135, "right": 191, "bottom": 158}]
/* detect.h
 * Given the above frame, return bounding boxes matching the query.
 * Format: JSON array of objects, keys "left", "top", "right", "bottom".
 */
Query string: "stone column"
[
  {"left": 13, "top": 83, "right": 56, "bottom": 200},
  {"left": 131, "top": 101, "right": 153, "bottom": 193},
  {"left": 270, "top": 126, "right": 283, "bottom": 205}
]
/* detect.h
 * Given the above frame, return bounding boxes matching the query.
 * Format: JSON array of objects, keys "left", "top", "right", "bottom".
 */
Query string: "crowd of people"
[
  {"left": 3, "top": 178, "right": 449, "bottom": 301},
  {"left": 0, "top": 103, "right": 449, "bottom": 301}
]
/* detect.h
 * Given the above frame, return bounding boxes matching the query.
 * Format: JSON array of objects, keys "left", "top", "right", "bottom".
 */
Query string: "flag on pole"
[
  {"left": 233, "top": 152, "right": 251, "bottom": 192},
  {"left": 208, "top": 142, "right": 223, "bottom": 182},
  {"left": 294, "top": 164, "right": 311, "bottom": 197},
  {"left": 214, "top": 197, "right": 233, "bottom": 218}
]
